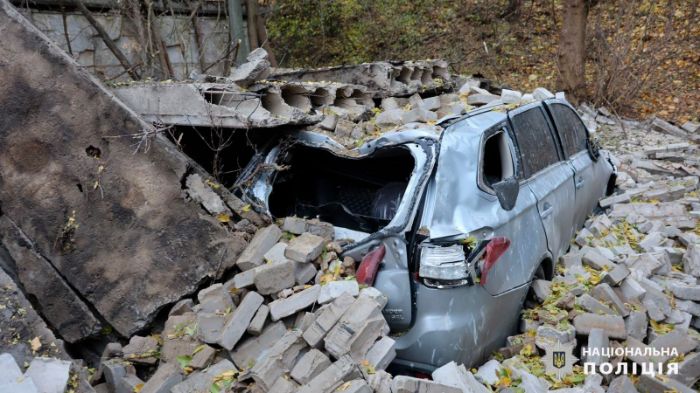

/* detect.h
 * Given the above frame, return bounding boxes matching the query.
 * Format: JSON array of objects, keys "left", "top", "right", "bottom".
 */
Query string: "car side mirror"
[{"left": 492, "top": 177, "right": 519, "bottom": 211}]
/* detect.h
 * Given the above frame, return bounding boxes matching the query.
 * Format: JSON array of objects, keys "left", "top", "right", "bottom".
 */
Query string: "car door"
[
  {"left": 544, "top": 101, "right": 604, "bottom": 228},
  {"left": 508, "top": 104, "right": 576, "bottom": 260}
]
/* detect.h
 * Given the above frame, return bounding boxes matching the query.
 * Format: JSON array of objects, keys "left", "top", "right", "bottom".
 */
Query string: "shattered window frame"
[{"left": 509, "top": 106, "right": 561, "bottom": 179}]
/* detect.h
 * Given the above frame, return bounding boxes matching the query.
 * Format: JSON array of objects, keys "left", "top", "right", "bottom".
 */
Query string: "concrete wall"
[{"left": 13, "top": 3, "right": 236, "bottom": 80}]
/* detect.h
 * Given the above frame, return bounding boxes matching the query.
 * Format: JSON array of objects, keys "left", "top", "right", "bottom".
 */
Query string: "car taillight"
[
  {"left": 479, "top": 237, "right": 510, "bottom": 285},
  {"left": 356, "top": 245, "right": 386, "bottom": 285},
  {"left": 418, "top": 243, "right": 470, "bottom": 287}
]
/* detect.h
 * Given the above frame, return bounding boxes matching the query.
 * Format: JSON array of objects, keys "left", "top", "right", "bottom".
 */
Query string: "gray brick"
[
  {"left": 303, "top": 294, "right": 355, "bottom": 347},
  {"left": 650, "top": 329, "right": 698, "bottom": 356},
  {"left": 218, "top": 291, "right": 265, "bottom": 350},
  {"left": 282, "top": 216, "right": 307, "bottom": 234},
  {"left": 364, "top": 336, "right": 396, "bottom": 370},
  {"left": 295, "top": 262, "right": 318, "bottom": 285},
  {"left": 263, "top": 242, "right": 290, "bottom": 265},
  {"left": 391, "top": 376, "right": 461, "bottom": 393},
  {"left": 141, "top": 363, "right": 182, "bottom": 393},
  {"left": 247, "top": 304, "right": 269, "bottom": 335},
  {"left": 318, "top": 280, "right": 359, "bottom": 304},
  {"left": 237, "top": 225, "right": 282, "bottom": 271},
  {"left": 637, "top": 374, "right": 695, "bottom": 393},
  {"left": 584, "top": 329, "right": 609, "bottom": 366},
  {"left": 431, "top": 361, "right": 489, "bottom": 393},
  {"left": 602, "top": 264, "right": 630, "bottom": 286},
  {"left": 269, "top": 377, "right": 300, "bottom": 393},
  {"left": 197, "top": 283, "right": 234, "bottom": 314},
  {"left": 591, "top": 283, "right": 629, "bottom": 317},
  {"left": 297, "top": 355, "right": 360, "bottom": 393},
  {"left": 231, "top": 321, "right": 287, "bottom": 369},
  {"left": 607, "top": 375, "right": 638, "bottom": 393},
  {"left": 24, "top": 357, "right": 72, "bottom": 393},
  {"left": 576, "top": 294, "right": 616, "bottom": 315},
  {"left": 269, "top": 285, "right": 321, "bottom": 321},
  {"left": 254, "top": 260, "right": 295, "bottom": 295},
  {"left": 286, "top": 233, "right": 326, "bottom": 263},
  {"left": 171, "top": 360, "right": 237, "bottom": 393},
  {"left": 573, "top": 313, "right": 627, "bottom": 339},
  {"left": 625, "top": 311, "right": 648, "bottom": 341},
  {"left": 670, "top": 352, "right": 700, "bottom": 387},
  {"left": 582, "top": 250, "right": 616, "bottom": 270},
  {"left": 290, "top": 348, "right": 331, "bottom": 384}
]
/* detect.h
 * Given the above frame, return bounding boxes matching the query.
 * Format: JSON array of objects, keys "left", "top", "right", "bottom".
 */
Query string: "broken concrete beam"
[
  {"left": 269, "top": 60, "right": 452, "bottom": 98},
  {"left": 218, "top": 291, "right": 264, "bottom": 350},
  {"left": 269, "top": 284, "right": 321, "bottom": 321},
  {"left": 0, "top": 0, "right": 254, "bottom": 337},
  {"left": 392, "top": 375, "right": 462, "bottom": 393},
  {"left": 285, "top": 232, "right": 325, "bottom": 263},
  {"left": 237, "top": 225, "right": 282, "bottom": 271},
  {"left": 290, "top": 348, "right": 331, "bottom": 385},
  {"left": 254, "top": 259, "right": 295, "bottom": 295},
  {"left": 573, "top": 313, "right": 627, "bottom": 339}
]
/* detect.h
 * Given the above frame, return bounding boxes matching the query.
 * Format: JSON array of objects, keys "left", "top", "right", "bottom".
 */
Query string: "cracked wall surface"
[{"left": 0, "top": 0, "right": 254, "bottom": 341}]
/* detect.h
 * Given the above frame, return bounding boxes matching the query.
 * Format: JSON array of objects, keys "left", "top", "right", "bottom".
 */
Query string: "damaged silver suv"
[{"left": 236, "top": 98, "right": 616, "bottom": 371}]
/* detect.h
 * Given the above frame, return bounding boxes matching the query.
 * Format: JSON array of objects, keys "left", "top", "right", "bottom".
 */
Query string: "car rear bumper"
[{"left": 391, "top": 281, "right": 530, "bottom": 372}]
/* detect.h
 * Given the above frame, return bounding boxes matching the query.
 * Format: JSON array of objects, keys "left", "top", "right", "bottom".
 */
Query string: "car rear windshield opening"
[{"left": 268, "top": 144, "right": 415, "bottom": 233}]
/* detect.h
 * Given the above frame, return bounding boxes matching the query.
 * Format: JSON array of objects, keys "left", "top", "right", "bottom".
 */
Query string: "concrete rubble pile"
[{"left": 69, "top": 217, "right": 472, "bottom": 393}]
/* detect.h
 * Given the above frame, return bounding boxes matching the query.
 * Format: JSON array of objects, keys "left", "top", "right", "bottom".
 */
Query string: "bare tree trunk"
[
  {"left": 557, "top": 0, "right": 589, "bottom": 103},
  {"left": 246, "top": 0, "right": 259, "bottom": 49}
]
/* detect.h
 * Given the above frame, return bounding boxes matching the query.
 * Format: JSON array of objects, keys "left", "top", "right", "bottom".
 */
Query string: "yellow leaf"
[
  {"left": 133, "top": 383, "right": 144, "bottom": 393},
  {"left": 216, "top": 213, "right": 231, "bottom": 223},
  {"left": 242, "top": 204, "right": 252, "bottom": 213},
  {"left": 30, "top": 337, "right": 41, "bottom": 352}
]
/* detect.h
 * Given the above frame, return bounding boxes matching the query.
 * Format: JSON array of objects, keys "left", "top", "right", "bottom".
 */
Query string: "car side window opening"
[
  {"left": 482, "top": 130, "right": 515, "bottom": 188},
  {"left": 511, "top": 107, "right": 560, "bottom": 178},
  {"left": 549, "top": 103, "right": 588, "bottom": 157}
]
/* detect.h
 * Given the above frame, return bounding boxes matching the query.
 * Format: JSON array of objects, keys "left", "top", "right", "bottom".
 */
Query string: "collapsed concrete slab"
[
  {"left": 0, "top": 0, "right": 255, "bottom": 338},
  {"left": 268, "top": 59, "right": 452, "bottom": 98}
]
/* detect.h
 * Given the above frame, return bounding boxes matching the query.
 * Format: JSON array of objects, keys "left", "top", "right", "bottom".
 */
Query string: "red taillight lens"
[
  {"left": 480, "top": 237, "right": 510, "bottom": 285},
  {"left": 356, "top": 245, "right": 386, "bottom": 285}
]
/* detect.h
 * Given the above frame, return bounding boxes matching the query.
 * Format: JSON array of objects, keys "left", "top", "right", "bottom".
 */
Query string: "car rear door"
[
  {"left": 544, "top": 101, "right": 602, "bottom": 229},
  {"left": 508, "top": 104, "right": 576, "bottom": 260}
]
